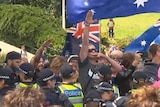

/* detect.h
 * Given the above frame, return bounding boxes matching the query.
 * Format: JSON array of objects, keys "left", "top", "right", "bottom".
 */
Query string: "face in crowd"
[{"left": 88, "top": 44, "right": 98, "bottom": 60}]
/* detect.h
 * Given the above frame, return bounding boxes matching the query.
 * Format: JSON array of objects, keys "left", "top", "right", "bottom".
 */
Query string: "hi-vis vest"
[
  {"left": 113, "top": 85, "right": 120, "bottom": 98},
  {"left": 58, "top": 83, "right": 84, "bottom": 107},
  {"left": 18, "top": 82, "right": 38, "bottom": 89}
]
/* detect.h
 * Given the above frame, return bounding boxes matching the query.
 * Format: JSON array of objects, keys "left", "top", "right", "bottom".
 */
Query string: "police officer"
[
  {"left": 37, "top": 68, "right": 73, "bottom": 107},
  {"left": 96, "top": 82, "right": 128, "bottom": 107},
  {"left": 58, "top": 64, "right": 84, "bottom": 107},
  {"left": 98, "top": 65, "right": 120, "bottom": 98},
  {"left": 0, "top": 68, "right": 17, "bottom": 105},
  {"left": 17, "top": 63, "right": 38, "bottom": 88}
]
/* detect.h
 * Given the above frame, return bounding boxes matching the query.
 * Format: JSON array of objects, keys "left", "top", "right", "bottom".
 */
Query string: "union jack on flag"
[{"left": 68, "top": 22, "right": 100, "bottom": 43}]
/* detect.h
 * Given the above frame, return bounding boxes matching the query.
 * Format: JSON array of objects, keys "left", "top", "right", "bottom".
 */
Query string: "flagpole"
[
  {"left": 62, "top": 0, "right": 66, "bottom": 30},
  {"left": 99, "top": 20, "right": 101, "bottom": 53}
]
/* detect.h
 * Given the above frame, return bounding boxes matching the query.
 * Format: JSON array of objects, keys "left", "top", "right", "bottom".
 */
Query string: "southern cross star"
[
  {"left": 134, "top": 0, "right": 148, "bottom": 8},
  {"left": 141, "top": 40, "right": 147, "bottom": 46}
]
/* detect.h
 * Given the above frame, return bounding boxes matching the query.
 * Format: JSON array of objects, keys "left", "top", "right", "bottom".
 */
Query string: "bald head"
[{"left": 110, "top": 50, "right": 123, "bottom": 59}]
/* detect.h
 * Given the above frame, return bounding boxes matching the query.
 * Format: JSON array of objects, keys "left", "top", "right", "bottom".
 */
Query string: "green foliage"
[
  {"left": 0, "top": 53, "right": 6, "bottom": 67},
  {"left": 0, "top": 0, "right": 62, "bottom": 18},
  {"left": 0, "top": 4, "right": 66, "bottom": 54}
]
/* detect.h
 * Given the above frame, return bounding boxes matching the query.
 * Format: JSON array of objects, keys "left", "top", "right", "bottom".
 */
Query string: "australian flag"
[
  {"left": 67, "top": 0, "right": 160, "bottom": 23},
  {"left": 124, "top": 20, "right": 160, "bottom": 53},
  {"left": 62, "top": 21, "right": 100, "bottom": 57}
]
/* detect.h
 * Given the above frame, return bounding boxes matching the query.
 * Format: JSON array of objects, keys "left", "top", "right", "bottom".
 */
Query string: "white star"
[
  {"left": 134, "top": 0, "right": 148, "bottom": 8},
  {"left": 84, "top": 1, "right": 89, "bottom": 6},
  {"left": 141, "top": 40, "right": 147, "bottom": 46}
]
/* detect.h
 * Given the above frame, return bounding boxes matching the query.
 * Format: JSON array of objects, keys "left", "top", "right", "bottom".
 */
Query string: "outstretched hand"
[
  {"left": 43, "top": 39, "right": 53, "bottom": 47},
  {"left": 85, "top": 10, "right": 97, "bottom": 24}
]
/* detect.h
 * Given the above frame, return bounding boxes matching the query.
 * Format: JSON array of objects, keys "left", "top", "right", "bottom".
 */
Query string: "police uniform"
[
  {"left": 59, "top": 64, "right": 84, "bottom": 107},
  {"left": 17, "top": 63, "right": 38, "bottom": 89},
  {"left": 18, "top": 82, "right": 38, "bottom": 89},
  {"left": 37, "top": 68, "right": 72, "bottom": 107},
  {"left": 58, "top": 83, "right": 84, "bottom": 107}
]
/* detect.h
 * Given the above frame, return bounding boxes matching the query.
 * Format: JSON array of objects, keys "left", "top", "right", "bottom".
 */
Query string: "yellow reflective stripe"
[
  {"left": 113, "top": 85, "right": 120, "bottom": 97},
  {"left": 19, "top": 83, "right": 38, "bottom": 89}
]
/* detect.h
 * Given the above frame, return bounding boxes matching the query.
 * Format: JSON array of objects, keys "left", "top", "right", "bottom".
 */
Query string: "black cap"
[
  {"left": 97, "top": 82, "right": 114, "bottom": 92},
  {"left": 19, "top": 63, "right": 34, "bottom": 75},
  {"left": 5, "top": 51, "right": 21, "bottom": 63},
  {"left": 0, "top": 68, "right": 17, "bottom": 85},
  {"left": 132, "top": 71, "right": 147, "bottom": 82},
  {"left": 37, "top": 68, "right": 55, "bottom": 82},
  {"left": 60, "top": 64, "right": 74, "bottom": 79},
  {"left": 98, "top": 65, "right": 111, "bottom": 77}
]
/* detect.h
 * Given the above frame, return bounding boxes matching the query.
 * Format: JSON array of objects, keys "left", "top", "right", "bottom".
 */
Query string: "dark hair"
[{"left": 36, "top": 79, "right": 48, "bottom": 87}]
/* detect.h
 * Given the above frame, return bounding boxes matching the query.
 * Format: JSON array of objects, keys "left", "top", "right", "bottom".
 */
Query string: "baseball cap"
[
  {"left": 97, "top": 82, "right": 114, "bottom": 92},
  {"left": 19, "top": 63, "right": 34, "bottom": 75},
  {"left": 0, "top": 68, "right": 17, "bottom": 85},
  {"left": 37, "top": 68, "right": 55, "bottom": 82},
  {"left": 98, "top": 65, "right": 111, "bottom": 77},
  {"left": 5, "top": 51, "right": 21, "bottom": 63},
  {"left": 132, "top": 71, "right": 147, "bottom": 82},
  {"left": 60, "top": 64, "right": 74, "bottom": 79},
  {"left": 67, "top": 55, "right": 79, "bottom": 62}
]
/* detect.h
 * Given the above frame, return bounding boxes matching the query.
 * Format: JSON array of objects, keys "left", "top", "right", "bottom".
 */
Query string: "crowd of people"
[{"left": 0, "top": 11, "right": 160, "bottom": 107}]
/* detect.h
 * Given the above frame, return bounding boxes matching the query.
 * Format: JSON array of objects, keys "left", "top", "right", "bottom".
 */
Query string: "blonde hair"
[
  {"left": 127, "top": 85, "right": 159, "bottom": 107},
  {"left": 3, "top": 87, "right": 44, "bottom": 107}
]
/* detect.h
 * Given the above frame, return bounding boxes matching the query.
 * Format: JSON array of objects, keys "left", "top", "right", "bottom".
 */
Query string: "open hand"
[{"left": 85, "top": 10, "right": 97, "bottom": 24}]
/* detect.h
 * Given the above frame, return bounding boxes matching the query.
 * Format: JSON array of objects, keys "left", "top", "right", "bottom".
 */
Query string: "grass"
[{"left": 100, "top": 13, "right": 160, "bottom": 40}]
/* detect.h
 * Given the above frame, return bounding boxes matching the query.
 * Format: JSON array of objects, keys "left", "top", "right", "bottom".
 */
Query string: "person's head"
[
  {"left": 60, "top": 63, "right": 74, "bottom": 81},
  {"left": 37, "top": 68, "right": 56, "bottom": 88},
  {"left": 98, "top": 65, "right": 112, "bottom": 82},
  {"left": 0, "top": 68, "right": 17, "bottom": 89},
  {"left": 148, "top": 44, "right": 160, "bottom": 60},
  {"left": 3, "top": 87, "right": 44, "bottom": 107},
  {"left": 85, "top": 90, "right": 102, "bottom": 107},
  {"left": 5, "top": 51, "right": 21, "bottom": 70},
  {"left": 67, "top": 55, "right": 79, "bottom": 71},
  {"left": 67, "top": 55, "right": 79, "bottom": 82},
  {"left": 18, "top": 63, "right": 35, "bottom": 81},
  {"left": 50, "top": 56, "right": 67, "bottom": 74},
  {"left": 37, "top": 57, "right": 45, "bottom": 71},
  {"left": 109, "top": 50, "right": 123, "bottom": 63},
  {"left": 88, "top": 44, "right": 98, "bottom": 60},
  {"left": 21, "top": 45, "right": 26, "bottom": 50},
  {"left": 121, "top": 52, "right": 135, "bottom": 69},
  {"left": 132, "top": 71, "right": 147, "bottom": 88},
  {"left": 97, "top": 82, "right": 114, "bottom": 101},
  {"left": 127, "top": 85, "right": 159, "bottom": 107}
]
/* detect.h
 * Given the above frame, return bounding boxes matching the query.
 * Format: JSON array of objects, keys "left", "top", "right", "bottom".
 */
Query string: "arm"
[
  {"left": 30, "top": 39, "right": 52, "bottom": 68},
  {"left": 79, "top": 10, "right": 97, "bottom": 63},
  {"left": 98, "top": 53, "right": 122, "bottom": 72}
]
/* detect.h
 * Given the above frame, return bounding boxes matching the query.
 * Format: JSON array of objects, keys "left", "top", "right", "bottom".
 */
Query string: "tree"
[{"left": 0, "top": 4, "right": 66, "bottom": 54}]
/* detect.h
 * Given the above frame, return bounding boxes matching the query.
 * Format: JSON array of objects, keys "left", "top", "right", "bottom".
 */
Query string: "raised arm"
[
  {"left": 30, "top": 39, "right": 52, "bottom": 68},
  {"left": 79, "top": 10, "right": 97, "bottom": 63},
  {"left": 98, "top": 53, "right": 122, "bottom": 72}
]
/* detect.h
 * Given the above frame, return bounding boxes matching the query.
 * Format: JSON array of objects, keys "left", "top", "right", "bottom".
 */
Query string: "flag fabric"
[
  {"left": 67, "top": 0, "right": 160, "bottom": 23},
  {"left": 124, "top": 20, "right": 160, "bottom": 53},
  {"left": 62, "top": 21, "right": 101, "bottom": 56}
]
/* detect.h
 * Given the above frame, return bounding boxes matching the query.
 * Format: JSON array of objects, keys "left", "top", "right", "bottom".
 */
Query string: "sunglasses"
[{"left": 88, "top": 48, "right": 98, "bottom": 53}]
